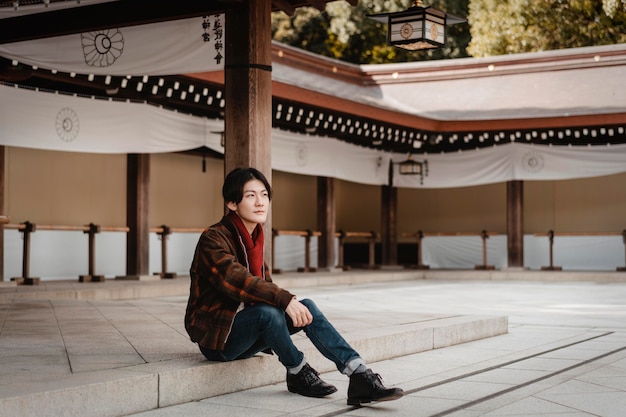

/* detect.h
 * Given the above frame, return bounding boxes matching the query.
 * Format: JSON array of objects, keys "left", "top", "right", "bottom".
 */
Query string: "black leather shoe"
[
  {"left": 347, "top": 369, "right": 404, "bottom": 406},
  {"left": 287, "top": 363, "right": 338, "bottom": 398}
]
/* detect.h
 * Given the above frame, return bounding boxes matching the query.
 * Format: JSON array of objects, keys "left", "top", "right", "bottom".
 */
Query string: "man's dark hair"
[{"left": 222, "top": 167, "right": 272, "bottom": 204}]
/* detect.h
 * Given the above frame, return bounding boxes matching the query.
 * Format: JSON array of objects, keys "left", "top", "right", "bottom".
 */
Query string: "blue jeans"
[{"left": 199, "top": 299, "right": 362, "bottom": 374}]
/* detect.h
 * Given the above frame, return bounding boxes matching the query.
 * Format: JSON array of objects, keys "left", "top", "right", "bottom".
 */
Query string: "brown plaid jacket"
[{"left": 185, "top": 216, "right": 294, "bottom": 350}]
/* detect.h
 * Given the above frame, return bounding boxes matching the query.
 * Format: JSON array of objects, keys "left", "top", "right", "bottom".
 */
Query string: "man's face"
[{"left": 227, "top": 179, "right": 269, "bottom": 234}]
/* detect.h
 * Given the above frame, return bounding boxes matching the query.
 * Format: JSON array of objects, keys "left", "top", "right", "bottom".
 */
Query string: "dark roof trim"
[{"left": 0, "top": 0, "right": 231, "bottom": 44}]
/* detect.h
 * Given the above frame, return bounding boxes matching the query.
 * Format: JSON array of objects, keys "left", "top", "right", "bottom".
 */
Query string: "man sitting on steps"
[{"left": 185, "top": 167, "right": 404, "bottom": 405}]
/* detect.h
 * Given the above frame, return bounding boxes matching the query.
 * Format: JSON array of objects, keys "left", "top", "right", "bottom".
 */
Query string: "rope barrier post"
[
  {"left": 475, "top": 230, "right": 495, "bottom": 270},
  {"left": 79, "top": 223, "right": 105, "bottom": 282},
  {"left": 156, "top": 225, "right": 177, "bottom": 278},
  {"left": 618, "top": 229, "right": 626, "bottom": 272},
  {"left": 11, "top": 221, "right": 40, "bottom": 285},
  {"left": 541, "top": 230, "right": 562, "bottom": 271},
  {"left": 272, "top": 229, "right": 282, "bottom": 274},
  {"left": 297, "top": 230, "right": 317, "bottom": 273}
]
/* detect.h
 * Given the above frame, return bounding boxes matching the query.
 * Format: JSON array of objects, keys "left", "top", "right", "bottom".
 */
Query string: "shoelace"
[
  {"left": 364, "top": 371, "right": 386, "bottom": 388},
  {"left": 302, "top": 366, "right": 321, "bottom": 384}
]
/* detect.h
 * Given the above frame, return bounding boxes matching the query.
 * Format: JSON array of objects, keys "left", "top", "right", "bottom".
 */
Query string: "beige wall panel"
[
  {"left": 525, "top": 172, "right": 626, "bottom": 233},
  {"left": 271, "top": 171, "right": 317, "bottom": 230},
  {"left": 150, "top": 153, "right": 224, "bottom": 228},
  {"left": 335, "top": 179, "right": 381, "bottom": 233},
  {"left": 397, "top": 183, "right": 507, "bottom": 237},
  {"left": 6, "top": 147, "right": 125, "bottom": 226},
  {"left": 149, "top": 160, "right": 320, "bottom": 231},
  {"left": 6, "top": 147, "right": 626, "bottom": 236},
  {"left": 554, "top": 173, "right": 626, "bottom": 232},
  {"left": 524, "top": 181, "right": 555, "bottom": 233}
]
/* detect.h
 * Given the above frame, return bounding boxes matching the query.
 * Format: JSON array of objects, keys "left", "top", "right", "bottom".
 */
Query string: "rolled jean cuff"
[
  {"left": 342, "top": 356, "right": 365, "bottom": 376},
  {"left": 287, "top": 356, "right": 307, "bottom": 375}
]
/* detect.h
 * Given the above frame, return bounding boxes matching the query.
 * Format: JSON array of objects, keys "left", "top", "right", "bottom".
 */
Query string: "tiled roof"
[{"left": 1, "top": 0, "right": 624, "bottom": 155}]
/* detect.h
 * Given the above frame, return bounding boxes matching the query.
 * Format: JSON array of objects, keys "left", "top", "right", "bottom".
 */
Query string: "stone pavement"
[
  {"left": 1, "top": 270, "right": 626, "bottom": 416},
  {"left": 125, "top": 278, "right": 626, "bottom": 417}
]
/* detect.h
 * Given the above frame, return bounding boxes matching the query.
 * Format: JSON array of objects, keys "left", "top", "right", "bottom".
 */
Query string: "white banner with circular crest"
[
  {"left": 0, "top": 14, "right": 224, "bottom": 75},
  {"left": 2, "top": 82, "right": 626, "bottom": 188}
]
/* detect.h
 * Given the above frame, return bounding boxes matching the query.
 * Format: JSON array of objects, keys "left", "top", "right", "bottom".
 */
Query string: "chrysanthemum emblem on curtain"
[
  {"left": 56, "top": 108, "right": 80, "bottom": 142},
  {"left": 81, "top": 29, "right": 124, "bottom": 67}
]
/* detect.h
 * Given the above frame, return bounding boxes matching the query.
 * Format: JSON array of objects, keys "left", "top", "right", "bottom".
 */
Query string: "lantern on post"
[
  {"left": 368, "top": 1, "right": 466, "bottom": 51},
  {"left": 388, "top": 155, "right": 428, "bottom": 186},
  {"left": 399, "top": 156, "right": 427, "bottom": 176}
]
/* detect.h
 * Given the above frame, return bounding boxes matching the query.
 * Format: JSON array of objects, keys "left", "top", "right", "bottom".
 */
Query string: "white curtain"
[
  {"left": 0, "top": 14, "right": 225, "bottom": 75},
  {"left": 5, "top": 230, "right": 623, "bottom": 280},
  {"left": 2, "top": 82, "right": 626, "bottom": 188},
  {"left": 420, "top": 235, "right": 624, "bottom": 271},
  {"left": 391, "top": 138, "right": 626, "bottom": 188},
  {"left": 0, "top": 83, "right": 220, "bottom": 153}
]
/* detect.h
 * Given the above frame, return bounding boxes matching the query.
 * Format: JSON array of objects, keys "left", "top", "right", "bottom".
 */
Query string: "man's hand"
[{"left": 285, "top": 298, "right": 313, "bottom": 328}]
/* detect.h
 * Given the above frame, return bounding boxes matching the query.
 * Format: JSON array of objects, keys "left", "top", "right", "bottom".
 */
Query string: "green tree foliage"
[
  {"left": 272, "top": 0, "right": 471, "bottom": 64},
  {"left": 468, "top": 0, "right": 626, "bottom": 56},
  {"left": 272, "top": 0, "right": 626, "bottom": 62}
]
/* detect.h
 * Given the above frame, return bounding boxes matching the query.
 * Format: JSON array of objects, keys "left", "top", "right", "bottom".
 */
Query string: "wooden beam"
[
  {"left": 507, "top": 180, "right": 524, "bottom": 268},
  {"left": 381, "top": 185, "right": 398, "bottom": 266},
  {"left": 317, "top": 177, "right": 336, "bottom": 269},
  {"left": 224, "top": 1, "right": 273, "bottom": 172},
  {"left": 272, "top": 0, "right": 296, "bottom": 16},
  {"left": 306, "top": 0, "right": 329, "bottom": 11},
  {"left": 126, "top": 154, "right": 150, "bottom": 277},
  {"left": 223, "top": 0, "right": 274, "bottom": 268}
]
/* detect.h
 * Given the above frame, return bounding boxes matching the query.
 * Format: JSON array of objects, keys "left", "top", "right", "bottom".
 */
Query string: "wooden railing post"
[
  {"left": 411, "top": 230, "right": 429, "bottom": 269},
  {"left": 541, "top": 230, "right": 562, "bottom": 271},
  {"left": 4, "top": 224, "right": 625, "bottom": 279},
  {"left": 156, "top": 225, "right": 177, "bottom": 278},
  {"left": 271, "top": 228, "right": 281, "bottom": 274},
  {"left": 475, "top": 230, "right": 495, "bottom": 270},
  {"left": 297, "top": 229, "right": 317, "bottom": 273},
  {"left": 12, "top": 221, "right": 41, "bottom": 285},
  {"left": 416, "top": 230, "right": 423, "bottom": 268},
  {"left": 336, "top": 230, "right": 349, "bottom": 270},
  {"left": 79, "top": 223, "right": 105, "bottom": 282},
  {"left": 304, "top": 229, "right": 312, "bottom": 272},
  {"left": 368, "top": 231, "right": 379, "bottom": 269}
]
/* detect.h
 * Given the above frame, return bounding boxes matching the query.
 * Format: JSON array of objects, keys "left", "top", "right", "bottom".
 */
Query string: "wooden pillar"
[
  {"left": 317, "top": 176, "right": 336, "bottom": 270},
  {"left": 0, "top": 146, "right": 4, "bottom": 281},
  {"left": 125, "top": 154, "right": 150, "bottom": 277},
  {"left": 224, "top": 1, "right": 273, "bottom": 267},
  {"left": 381, "top": 185, "right": 398, "bottom": 266},
  {"left": 507, "top": 180, "right": 524, "bottom": 268}
]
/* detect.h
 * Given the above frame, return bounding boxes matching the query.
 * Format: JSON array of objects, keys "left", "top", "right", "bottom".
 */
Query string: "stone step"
[
  {"left": 0, "top": 314, "right": 507, "bottom": 417},
  {"left": 2, "top": 269, "right": 624, "bottom": 304}
]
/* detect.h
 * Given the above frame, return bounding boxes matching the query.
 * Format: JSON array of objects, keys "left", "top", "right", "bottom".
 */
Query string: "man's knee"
[
  {"left": 299, "top": 298, "right": 315, "bottom": 309},
  {"left": 255, "top": 304, "right": 287, "bottom": 327},
  {"left": 299, "top": 298, "right": 323, "bottom": 317}
]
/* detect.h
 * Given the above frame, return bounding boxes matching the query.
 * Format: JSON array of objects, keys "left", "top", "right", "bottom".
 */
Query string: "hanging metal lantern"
[{"left": 368, "top": 1, "right": 466, "bottom": 51}]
